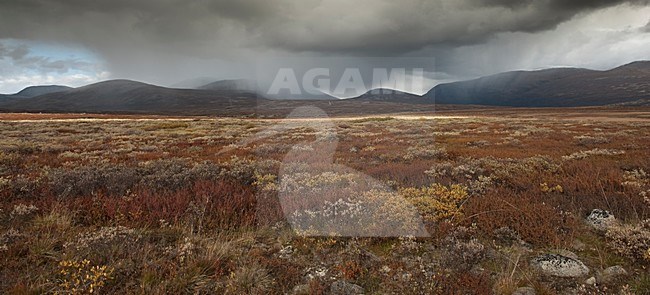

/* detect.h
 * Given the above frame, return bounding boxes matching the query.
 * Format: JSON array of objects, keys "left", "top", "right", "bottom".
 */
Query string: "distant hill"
[
  {"left": 170, "top": 77, "right": 219, "bottom": 89},
  {"left": 196, "top": 79, "right": 341, "bottom": 100},
  {"left": 198, "top": 79, "right": 258, "bottom": 92},
  {"left": 352, "top": 88, "right": 431, "bottom": 104},
  {"left": 0, "top": 80, "right": 260, "bottom": 115},
  {"left": 0, "top": 85, "right": 72, "bottom": 101},
  {"left": 425, "top": 61, "right": 650, "bottom": 107},
  {"left": 12, "top": 85, "right": 73, "bottom": 98}
]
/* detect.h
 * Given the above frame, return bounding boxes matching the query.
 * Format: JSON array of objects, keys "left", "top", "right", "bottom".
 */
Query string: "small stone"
[
  {"left": 585, "top": 277, "right": 597, "bottom": 285},
  {"left": 330, "top": 280, "right": 364, "bottom": 295},
  {"left": 512, "top": 286, "right": 536, "bottom": 295},
  {"left": 585, "top": 209, "right": 617, "bottom": 231},
  {"left": 601, "top": 265, "right": 628, "bottom": 283},
  {"left": 531, "top": 254, "right": 589, "bottom": 278}
]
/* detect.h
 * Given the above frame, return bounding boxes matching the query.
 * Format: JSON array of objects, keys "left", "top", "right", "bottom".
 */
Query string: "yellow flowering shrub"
[
  {"left": 540, "top": 183, "right": 563, "bottom": 193},
  {"left": 58, "top": 259, "right": 113, "bottom": 294},
  {"left": 253, "top": 172, "right": 277, "bottom": 191},
  {"left": 363, "top": 190, "right": 431, "bottom": 236},
  {"left": 400, "top": 184, "right": 469, "bottom": 222}
]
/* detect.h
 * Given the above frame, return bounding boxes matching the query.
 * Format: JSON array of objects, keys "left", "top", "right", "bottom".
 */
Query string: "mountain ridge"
[
  {"left": 0, "top": 61, "right": 648, "bottom": 114},
  {"left": 0, "top": 85, "right": 73, "bottom": 100},
  {"left": 0, "top": 79, "right": 260, "bottom": 115},
  {"left": 423, "top": 61, "right": 650, "bottom": 107}
]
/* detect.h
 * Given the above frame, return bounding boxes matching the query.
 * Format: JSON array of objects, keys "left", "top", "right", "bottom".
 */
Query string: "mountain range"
[
  {"left": 0, "top": 85, "right": 73, "bottom": 100},
  {"left": 0, "top": 61, "right": 648, "bottom": 115},
  {"left": 0, "top": 80, "right": 259, "bottom": 115},
  {"left": 425, "top": 61, "right": 650, "bottom": 107}
]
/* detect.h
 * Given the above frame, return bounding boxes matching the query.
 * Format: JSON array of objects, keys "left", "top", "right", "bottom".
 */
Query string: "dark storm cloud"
[
  {"left": 1, "top": 0, "right": 648, "bottom": 54},
  {"left": 480, "top": 0, "right": 645, "bottom": 9},
  {"left": 470, "top": 0, "right": 650, "bottom": 33},
  {"left": 0, "top": 0, "right": 648, "bottom": 90}
]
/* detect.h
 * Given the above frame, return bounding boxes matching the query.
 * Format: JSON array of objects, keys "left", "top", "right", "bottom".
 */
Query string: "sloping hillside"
[
  {"left": 0, "top": 80, "right": 260, "bottom": 115},
  {"left": 425, "top": 61, "right": 650, "bottom": 107}
]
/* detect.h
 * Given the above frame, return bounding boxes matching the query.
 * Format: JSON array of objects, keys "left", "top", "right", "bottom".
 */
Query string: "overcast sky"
[{"left": 0, "top": 0, "right": 649, "bottom": 94}]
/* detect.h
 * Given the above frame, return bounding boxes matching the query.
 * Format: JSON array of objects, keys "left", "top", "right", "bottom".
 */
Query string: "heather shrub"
[
  {"left": 431, "top": 270, "right": 492, "bottom": 295},
  {"left": 0, "top": 151, "right": 23, "bottom": 175},
  {"left": 0, "top": 174, "right": 44, "bottom": 200},
  {"left": 464, "top": 188, "right": 576, "bottom": 246},
  {"left": 574, "top": 135, "right": 610, "bottom": 145},
  {"left": 89, "top": 180, "right": 258, "bottom": 230},
  {"left": 218, "top": 156, "right": 279, "bottom": 184},
  {"left": 425, "top": 161, "right": 485, "bottom": 181},
  {"left": 46, "top": 159, "right": 241, "bottom": 198},
  {"left": 48, "top": 164, "right": 140, "bottom": 197}
]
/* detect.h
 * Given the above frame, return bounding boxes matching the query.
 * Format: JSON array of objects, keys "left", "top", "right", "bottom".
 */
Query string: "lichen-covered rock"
[
  {"left": 330, "top": 280, "right": 364, "bottom": 295},
  {"left": 530, "top": 254, "right": 589, "bottom": 278},
  {"left": 600, "top": 265, "right": 628, "bottom": 283},
  {"left": 586, "top": 209, "right": 617, "bottom": 231}
]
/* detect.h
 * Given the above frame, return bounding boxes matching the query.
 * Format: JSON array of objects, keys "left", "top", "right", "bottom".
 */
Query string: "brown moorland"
[{"left": 1, "top": 108, "right": 649, "bottom": 294}]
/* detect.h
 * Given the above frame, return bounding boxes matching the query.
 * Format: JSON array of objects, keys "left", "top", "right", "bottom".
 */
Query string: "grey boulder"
[
  {"left": 585, "top": 209, "right": 617, "bottom": 231},
  {"left": 531, "top": 254, "right": 589, "bottom": 278}
]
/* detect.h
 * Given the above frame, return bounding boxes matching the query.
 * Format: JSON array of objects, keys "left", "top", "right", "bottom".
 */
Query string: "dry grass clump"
[
  {"left": 226, "top": 264, "right": 273, "bottom": 294},
  {"left": 574, "top": 135, "right": 610, "bottom": 145},
  {"left": 605, "top": 220, "right": 650, "bottom": 262},
  {"left": 33, "top": 206, "right": 73, "bottom": 232},
  {"left": 287, "top": 189, "right": 428, "bottom": 237},
  {"left": 402, "top": 145, "right": 448, "bottom": 161}
]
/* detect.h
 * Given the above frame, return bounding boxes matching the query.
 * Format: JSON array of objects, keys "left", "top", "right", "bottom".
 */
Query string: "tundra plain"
[{"left": 1, "top": 108, "right": 650, "bottom": 294}]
